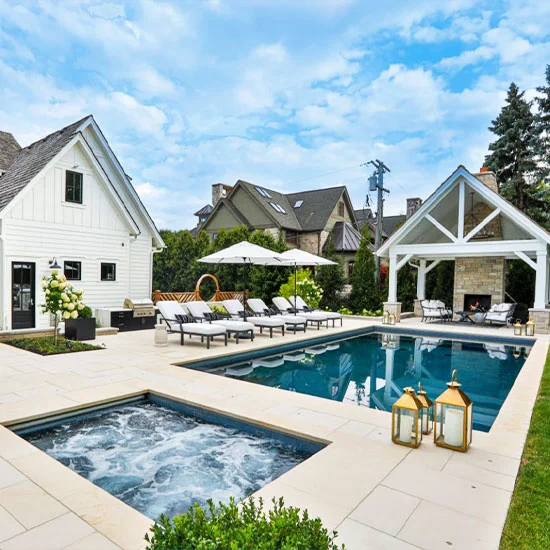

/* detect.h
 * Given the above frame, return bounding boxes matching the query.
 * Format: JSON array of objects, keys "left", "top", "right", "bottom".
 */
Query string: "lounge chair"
[
  {"left": 272, "top": 297, "right": 329, "bottom": 329},
  {"left": 223, "top": 299, "right": 285, "bottom": 338},
  {"left": 420, "top": 299, "right": 452, "bottom": 323},
  {"left": 290, "top": 295, "right": 343, "bottom": 327},
  {"left": 247, "top": 298, "right": 308, "bottom": 332},
  {"left": 157, "top": 301, "right": 227, "bottom": 349},
  {"left": 485, "top": 303, "right": 516, "bottom": 326},
  {"left": 185, "top": 301, "right": 255, "bottom": 343}
]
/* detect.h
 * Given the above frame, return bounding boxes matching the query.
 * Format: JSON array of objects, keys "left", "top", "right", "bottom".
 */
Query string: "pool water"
[
  {"left": 203, "top": 332, "right": 530, "bottom": 432},
  {"left": 21, "top": 399, "right": 315, "bottom": 519}
]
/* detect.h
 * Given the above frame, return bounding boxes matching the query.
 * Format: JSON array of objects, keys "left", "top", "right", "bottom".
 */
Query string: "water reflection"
[{"left": 218, "top": 333, "right": 529, "bottom": 432}]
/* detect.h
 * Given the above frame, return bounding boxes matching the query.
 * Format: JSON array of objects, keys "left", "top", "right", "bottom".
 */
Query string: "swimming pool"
[
  {"left": 15, "top": 395, "right": 321, "bottom": 519},
  {"left": 187, "top": 330, "right": 532, "bottom": 432}
]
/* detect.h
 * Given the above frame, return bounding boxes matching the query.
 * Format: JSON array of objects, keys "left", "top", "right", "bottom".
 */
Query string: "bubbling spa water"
[{"left": 25, "top": 401, "right": 312, "bottom": 519}]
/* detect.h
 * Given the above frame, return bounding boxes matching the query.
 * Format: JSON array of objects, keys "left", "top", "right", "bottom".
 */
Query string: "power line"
[{"left": 286, "top": 163, "right": 362, "bottom": 186}]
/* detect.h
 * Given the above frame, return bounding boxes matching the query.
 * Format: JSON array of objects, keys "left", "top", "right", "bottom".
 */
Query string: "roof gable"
[
  {"left": 0, "top": 115, "right": 90, "bottom": 212},
  {"left": 286, "top": 186, "right": 349, "bottom": 231},
  {"left": 377, "top": 165, "right": 550, "bottom": 257},
  {"left": 0, "top": 115, "right": 164, "bottom": 248}
]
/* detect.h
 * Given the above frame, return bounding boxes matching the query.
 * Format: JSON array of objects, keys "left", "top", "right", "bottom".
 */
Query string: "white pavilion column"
[
  {"left": 384, "top": 251, "right": 402, "bottom": 322},
  {"left": 417, "top": 259, "right": 427, "bottom": 300},
  {"left": 534, "top": 250, "right": 548, "bottom": 308},
  {"left": 388, "top": 252, "right": 398, "bottom": 303}
]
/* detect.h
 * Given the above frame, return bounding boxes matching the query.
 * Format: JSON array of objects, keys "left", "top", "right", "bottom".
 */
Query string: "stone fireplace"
[
  {"left": 463, "top": 293, "right": 492, "bottom": 311},
  {"left": 453, "top": 257, "right": 505, "bottom": 313}
]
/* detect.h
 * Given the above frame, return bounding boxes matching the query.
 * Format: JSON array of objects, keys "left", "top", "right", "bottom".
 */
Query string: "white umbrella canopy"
[
  {"left": 256, "top": 248, "right": 337, "bottom": 314},
  {"left": 198, "top": 240, "right": 286, "bottom": 321},
  {"left": 198, "top": 241, "right": 285, "bottom": 264}
]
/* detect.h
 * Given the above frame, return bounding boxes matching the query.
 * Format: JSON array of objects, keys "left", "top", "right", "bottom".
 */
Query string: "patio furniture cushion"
[
  {"left": 212, "top": 320, "right": 255, "bottom": 332},
  {"left": 248, "top": 298, "right": 308, "bottom": 326},
  {"left": 222, "top": 300, "right": 285, "bottom": 328},
  {"left": 292, "top": 296, "right": 342, "bottom": 320}
]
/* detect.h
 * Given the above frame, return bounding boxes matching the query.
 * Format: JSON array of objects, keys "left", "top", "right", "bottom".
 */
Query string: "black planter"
[{"left": 65, "top": 317, "right": 96, "bottom": 341}]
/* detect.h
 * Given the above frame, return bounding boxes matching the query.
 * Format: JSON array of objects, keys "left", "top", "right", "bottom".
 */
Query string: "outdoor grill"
[{"left": 123, "top": 298, "right": 156, "bottom": 318}]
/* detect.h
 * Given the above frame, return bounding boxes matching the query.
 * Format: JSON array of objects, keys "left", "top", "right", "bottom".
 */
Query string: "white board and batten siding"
[{"left": 1, "top": 140, "right": 155, "bottom": 330}]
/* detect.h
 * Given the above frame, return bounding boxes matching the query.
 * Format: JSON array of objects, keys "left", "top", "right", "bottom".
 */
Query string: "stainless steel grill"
[{"left": 123, "top": 298, "right": 156, "bottom": 318}]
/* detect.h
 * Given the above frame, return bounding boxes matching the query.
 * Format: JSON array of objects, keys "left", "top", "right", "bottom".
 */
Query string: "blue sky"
[{"left": 1, "top": 0, "right": 549, "bottom": 229}]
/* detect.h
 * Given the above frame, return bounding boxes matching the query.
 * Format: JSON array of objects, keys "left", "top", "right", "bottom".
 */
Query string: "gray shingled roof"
[
  {"left": 286, "top": 186, "right": 346, "bottom": 231},
  {"left": 237, "top": 180, "right": 302, "bottom": 231},
  {"left": 330, "top": 221, "right": 363, "bottom": 252},
  {"left": 0, "top": 115, "right": 91, "bottom": 212},
  {"left": 0, "top": 132, "right": 21, "bottom": 172},
  {"left": 194, "top": 204, "right": 213, "bottom": 217},
  {"left": 383, "top": 214, "right": 406, "bottom": 236}
]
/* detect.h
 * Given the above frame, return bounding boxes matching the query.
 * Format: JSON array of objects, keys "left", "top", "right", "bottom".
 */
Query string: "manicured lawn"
[
  {"left": 4, "top": 336, "right": 101, "bottom": 356},
  {"left": 500, "top": 349, "right": 550, "bottom": 549}
]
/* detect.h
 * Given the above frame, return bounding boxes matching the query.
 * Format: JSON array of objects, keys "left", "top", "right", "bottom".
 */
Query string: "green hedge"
[{"left": 145, "top": 497, "right": 344, "bottom": 550}]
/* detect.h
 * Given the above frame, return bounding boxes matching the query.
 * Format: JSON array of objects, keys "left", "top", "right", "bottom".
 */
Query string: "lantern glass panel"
[
  {"left": 436, "top": 403, "right": 466, "bottom": 449},
  {"left": 393, "top": 408, "right": 420, "bottom": 446}
]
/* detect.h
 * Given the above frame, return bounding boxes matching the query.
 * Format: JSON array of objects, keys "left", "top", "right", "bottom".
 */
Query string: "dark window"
[
  {"left": 348, "top": 261, "right": 355, "bottom": 281},
  {"left": 101, "top": 263, "right": 116, "bottom": 281},
  {"left": 338, "top": 201, "right": 345, "bottom": 217},
  {"left": 64, "top": 261, "right": 81, "bottom": 281},
  {"left": 65, "top": 171, "right": 83, "bottom": 204}
]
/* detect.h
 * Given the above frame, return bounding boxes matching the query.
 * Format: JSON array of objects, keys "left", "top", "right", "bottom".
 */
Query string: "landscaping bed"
[
  {"left": 4, "top": 336, "right": 102, "bottom": 356},
  {"left": 500, "top": 349, "right": 550, "bottom": 549}
]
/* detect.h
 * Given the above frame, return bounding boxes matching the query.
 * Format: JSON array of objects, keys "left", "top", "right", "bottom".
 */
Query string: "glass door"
[{"left": 12, "top": 262, "right": 35, "bottom": 329}]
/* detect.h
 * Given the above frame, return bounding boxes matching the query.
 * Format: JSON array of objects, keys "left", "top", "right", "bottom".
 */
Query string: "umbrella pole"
[
  {"left": 294, "top": 263, "right": 297, "bottom": 315},
  {"left": 243, "top": 259, "right": 248, "bottom": 322}
]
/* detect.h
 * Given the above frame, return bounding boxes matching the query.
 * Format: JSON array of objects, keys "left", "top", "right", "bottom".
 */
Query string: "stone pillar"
[
  {"left": 414, "top": 299, "right": 423, "bottom": 317},
  {"left": 534, "top": 251, "right": 548, "bottom": 309},
  {"left": 528, "top": 308, "right": 550, "bottom": 334}
]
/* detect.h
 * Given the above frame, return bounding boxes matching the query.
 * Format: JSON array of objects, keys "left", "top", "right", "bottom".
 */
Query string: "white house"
[
  {"left": 0, "top": 115, "right": 164, "bottom": 331},
  {"left": 377, "top": 165, "right": 550, "bottom": 332}
]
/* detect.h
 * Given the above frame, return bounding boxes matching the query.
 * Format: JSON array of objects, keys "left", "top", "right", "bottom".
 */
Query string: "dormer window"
[
  {"left": 269, "top": 202, "right": 286, "bottom": 214},
  {"left": 338, "top": 201, "right": 345, "bottom": 217},
  {"left": 66, "top": 170, "right": 83, "bottom": 204},
  {"left": 255, "top": 186, "right": 272, "bottom": 198}
]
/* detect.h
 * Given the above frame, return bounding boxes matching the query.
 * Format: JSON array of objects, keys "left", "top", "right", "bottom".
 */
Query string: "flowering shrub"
[
  {"left": 41, "top": 270, "right": 87, "bottom": 343},
  {"left": 279, "top": 269, "right": 323, "bottom": 309}
]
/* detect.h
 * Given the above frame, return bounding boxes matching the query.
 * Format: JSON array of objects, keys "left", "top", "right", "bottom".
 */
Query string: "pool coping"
[{"left": 0, "top": 318, "right": 547, "bottom": 550}]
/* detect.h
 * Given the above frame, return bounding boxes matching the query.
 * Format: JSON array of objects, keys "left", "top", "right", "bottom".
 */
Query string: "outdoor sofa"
[
  {"left": 272, "top": 297, "right": 329, "bottom": 329},
  {"left": 290, "top": 295, "right": 343, "bottom": 327},
  {"left": 420, "top": 299, "right": 453, "bottom": 323},
  {"left": 157, "top": 301, "right": 227, "bottom": 348},
  {"left": 222, "top": 299, "right": 286, "bottom": 337},
  {"left": 247, "top": 298, "right": 308, "bottom": 332},
  {"left": 185, "top": 301, "right": 255, "bottom": 343},
  {"left": 484, "top": 303, "right": 516, "bottom": 326}
]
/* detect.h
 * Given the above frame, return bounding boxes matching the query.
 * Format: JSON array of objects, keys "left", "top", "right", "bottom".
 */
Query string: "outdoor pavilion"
[{"left": 377, "top": 165, "right": 550, "bottom": 332}]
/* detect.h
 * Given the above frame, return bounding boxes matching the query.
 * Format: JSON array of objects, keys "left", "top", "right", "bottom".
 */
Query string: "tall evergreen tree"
[
  {"left": 316, "top": 235, "right": 346, "bottom": 311},
  {"left": 348, "top": 225, "right": 379, "bottom": 313},
  {"left": 535, "top": 64, "right": 550, "bottom": 181},
  {"left": 485, "top": 82, "right": 544, "bottom": 223}
]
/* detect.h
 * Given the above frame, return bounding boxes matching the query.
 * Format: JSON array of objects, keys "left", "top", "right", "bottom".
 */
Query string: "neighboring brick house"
[{"left": 196, "top": 181, "right": 362, "bottom": 279}]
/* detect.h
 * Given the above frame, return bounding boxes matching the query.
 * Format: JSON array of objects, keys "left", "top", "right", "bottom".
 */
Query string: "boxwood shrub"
[{"left": 145, "top": 497, "right": 344, "bottom": 550}]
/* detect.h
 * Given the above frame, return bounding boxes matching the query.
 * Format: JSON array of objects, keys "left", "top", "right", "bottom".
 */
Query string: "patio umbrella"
[
  {"left": 198, "top": 241, "right": 285, "bottom": 321},
  {"left": 262, "top": 249, "right": 336, "bottom": 314}
]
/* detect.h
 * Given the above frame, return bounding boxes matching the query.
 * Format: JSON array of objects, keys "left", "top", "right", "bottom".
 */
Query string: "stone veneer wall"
[{"left": 453, "top": 257, "right": 505, "bottom": 313}]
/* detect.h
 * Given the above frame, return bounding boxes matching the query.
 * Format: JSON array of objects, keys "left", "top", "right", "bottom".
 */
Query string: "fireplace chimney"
[
  {"left": 474, "top": 168, "right": 498, "bottom": 194},
  {"left": 406, "top": 198, "right": 422, "bottom": 218},
  {"left": 212, "top": 183, "right": 233, "bottom": 206}
]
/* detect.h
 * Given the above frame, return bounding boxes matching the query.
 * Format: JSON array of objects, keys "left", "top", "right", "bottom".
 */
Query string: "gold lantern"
[
  {"left": 513, "top": 320, "right": 523, "bottom": 336},
  {"left": 392, "top": 387, "right": 423, "bottom": 448},
  {"left": 526, "top": 317, "right": 535, "bottom": 337},
  {"left": 417, "top": 382, "right": 433, "bottom": 435},
  {"left": 389, "top": 313, "right": 397, "bottom": 325},
  {"left": 434, "top": 370, "right": 473, "bottom": 452},
  {"left": 383, "top": 310, "right": 390, "bottom": 325},
  {"left": 381, "top": 333, "right": 390, "bottom": 347},
  {"left": 512, "top": 346, "right": 521, "bottom": 359}
]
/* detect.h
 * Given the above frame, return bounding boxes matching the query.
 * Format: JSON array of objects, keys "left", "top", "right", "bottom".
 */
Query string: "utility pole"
[{"left": 362, "top": 159, "right": 390, "bottom": 285}]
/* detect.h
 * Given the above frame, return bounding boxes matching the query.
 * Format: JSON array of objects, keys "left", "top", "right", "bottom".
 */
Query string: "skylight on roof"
[
  {"left": 269, "top": 202, "right": 286, "bottom": 214},
  {"left": 293, "top": 200, "right": 304, "bottom": 208},
  {"left": 255, "top": 186, "right": 272, "bottom": 198}
]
